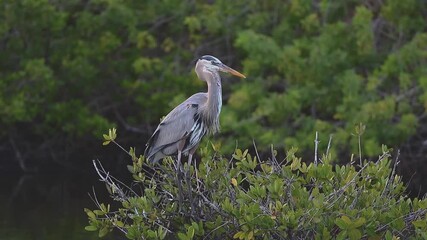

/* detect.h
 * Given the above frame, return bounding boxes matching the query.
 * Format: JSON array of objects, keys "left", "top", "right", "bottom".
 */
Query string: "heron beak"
[{"left": 220, "top": 64, "right": 246, "bottom": 78}]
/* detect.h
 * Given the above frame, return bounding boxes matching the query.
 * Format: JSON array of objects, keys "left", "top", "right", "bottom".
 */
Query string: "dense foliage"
[
  {"left": 1, "top": 0, "right": 426, "bottom": 169},
  {"left": 86, "top": 129, "right": 427, "bottom": 239}
]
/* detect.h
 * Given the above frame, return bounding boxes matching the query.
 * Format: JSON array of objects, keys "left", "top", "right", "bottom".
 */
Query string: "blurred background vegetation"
[{"left": 1, "top": 0, "right": 426, "bottom": 174}]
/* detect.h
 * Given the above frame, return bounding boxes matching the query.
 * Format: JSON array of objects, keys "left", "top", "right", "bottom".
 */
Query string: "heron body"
[{"left": 144, "top": 55, "right": 245, "bottom": 164}]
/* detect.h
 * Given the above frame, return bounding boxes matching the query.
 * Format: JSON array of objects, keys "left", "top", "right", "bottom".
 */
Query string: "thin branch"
[
  {"left": 325, "top": 162, "right": 370, "bottom": 209},
  {"left": 111, "top": 140, "right": 132, "bottom": 157},
  {"left": 9, "top": 137, "right": 34, "bottom": 172},
  {"left": 326, "top": 134, "right": 333, "bottom": 157},
  {"left": 270, "top": 144, "right": 280, "bottom": 171},
  {"left": 92, "top": 159, "right": 138, "bottom": 198},
  {"left": 382, "top": 149, "right": 401, "bottom": 197},
  {"left": 314, "top": 131, "right": 319, "bottom": 165},
  {"left": 358, "top": 133, "right": 363, "bottom": 166},
  {"left": 114, "top": 110, "right": 145, "bottom": 134},
  {"left": 203, "top": 221, "right": 231, "bottom": 240},
  {"left": 252, "top": 139, "right": 261, "bottom": 164}
]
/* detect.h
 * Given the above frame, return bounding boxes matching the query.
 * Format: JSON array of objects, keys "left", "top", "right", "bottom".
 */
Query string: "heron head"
[{"left": 196, "top": 55, "right": 246, "bottom": 79}]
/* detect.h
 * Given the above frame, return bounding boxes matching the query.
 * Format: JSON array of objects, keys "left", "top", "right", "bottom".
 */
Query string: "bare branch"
[{"left": 314, "top": 131, "right": 319, "bottom": 165}]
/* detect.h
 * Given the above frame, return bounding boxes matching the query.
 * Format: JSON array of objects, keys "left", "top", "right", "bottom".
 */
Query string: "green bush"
[{"left": 86, "top": 129, "right": 427, "bottom": 239}]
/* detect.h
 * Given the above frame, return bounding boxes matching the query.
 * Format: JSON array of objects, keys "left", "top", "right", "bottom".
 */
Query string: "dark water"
[{"left": 0, "top": 170, "right": 123, "bottom": 240}]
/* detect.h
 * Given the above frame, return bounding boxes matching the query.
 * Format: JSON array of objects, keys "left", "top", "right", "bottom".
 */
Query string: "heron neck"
[{"left": 205, "top": 72, "right": 222, "bottom": 131}]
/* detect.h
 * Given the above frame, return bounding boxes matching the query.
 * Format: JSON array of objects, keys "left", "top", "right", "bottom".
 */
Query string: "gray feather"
[{"left": 144, "top": 93, "right": 208, "bottom": 163}]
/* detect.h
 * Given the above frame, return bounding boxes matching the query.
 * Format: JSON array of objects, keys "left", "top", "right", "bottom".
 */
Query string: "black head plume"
[{"left": 199, "top": 55, "right": 222, "bottom": 65}]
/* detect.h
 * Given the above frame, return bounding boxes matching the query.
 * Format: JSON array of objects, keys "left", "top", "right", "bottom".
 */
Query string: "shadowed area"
[{"left": 0, "top": 170, "right": 126, "bottom": 240}]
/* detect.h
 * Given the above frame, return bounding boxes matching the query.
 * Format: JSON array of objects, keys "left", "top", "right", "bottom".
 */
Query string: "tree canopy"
[{"left": 1, "top": 0, "right": 426, "bottom": 169}]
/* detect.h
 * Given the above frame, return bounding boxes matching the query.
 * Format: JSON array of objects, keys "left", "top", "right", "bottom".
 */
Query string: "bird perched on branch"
[{"left": 144, "top": 55, "right": 246, "bottom": 166}]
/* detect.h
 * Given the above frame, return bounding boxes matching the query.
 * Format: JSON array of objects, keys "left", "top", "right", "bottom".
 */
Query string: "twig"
[
  {"left": 326, "top": 134, "right": 333, "bottom": 157},
  {"left": 314, "top": 131, "right": 319, "bottom": 165},
  {"left": 382, "top": 150, "right": 400, "bottom": 197},
  {"left": 375, "top": 209, "right": 427, "bottom": 233},
  {"left": 203, "top": 221, "right": 231, "bottom": 240},
  {"left": 196, "top": 192, "right": 227, "bottom": 218},
  {"left": 9, "top": 137, "right": 34, "bottom": 172},
  {"left": 92, "top": 159, "right": 138, "bottom": 198},
  {"left": 325, "top": 162, "right": 370, "bottom": 209},
  {"left": 111, "top": 140, "right": 131, "bottom": 157},
  {"left": 252, "top": 139, "right": 261, "bottom": 164},
  {"left": 270, "top": 144, "right": 280, "bottom": 171},
  {"left": 358, "top": 133, "right": 362, "bottom": 166},
  {"left": 114, "top": 110, "right": 145, "bottom": 134}
]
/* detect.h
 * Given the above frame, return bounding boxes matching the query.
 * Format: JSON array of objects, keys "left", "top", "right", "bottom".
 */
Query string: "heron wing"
[{"left": 144, "top": 93, "right": 207, "bottom": 162}]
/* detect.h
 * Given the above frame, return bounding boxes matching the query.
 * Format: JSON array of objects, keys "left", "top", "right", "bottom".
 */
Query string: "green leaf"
[
  {"left": 341, "top": 215, "right": 352, "bottom": 226},
  {"left": 412, "top": 220, "right": 426, "bottom": 228},
  {"left": 106, "top": 128, "right": 117, "bottom": 141},
  {"left": 103, "top": 134, "right": 110, "bottom": 140},
  {"left": 100, "top": 203, "right": 107, "bottom": 212},
  {"left": 191, "top": 222, "right": 199, "bottom": 232},
  {"left": 348, "top": 229, "right": 361, "bottom": 240},
  {"left": 147, "top": 230, "right": 157, "bottom": 238},
  {"left": 231, "top": 178, "right": 238, "bottom": 187},
  {"left": 335, "top": 218, "right": 348, "bottom": 230},
  {"left": 187, "top": 226, "right": 195, "bottom": 239},
  {"left": 158, "top": 226, "right": 167, "bottom": 239},
  {"left": 93, "top": 210, "right": 105, "bottom": 216},
  {"left": 247, "top": 230, "right": 254, "bottom": 239},
  {"left": 178, "top": 232, "right": 189, "bottom": 240},
  {"left": 233, "top": 231, "right": 244, "bottom": 239},
  {"left": 322, "top": 227, "right": 331, "bottom": 239},
  {"left": 336, "top": 230, "right": 348, "bottom": 240},
  {"left": 85, "top": 225, "right": 97, "bottom": 231},
  {"left": 115, "top": 220, "right": 124, "bottom": 228},
  {"left": 84, "top": 209, "right": 96, "bottom": 219},
  {"left": 98, "top": 227, "right": 109, "bottom": 238},
  {"left": 353, "top": 217, "right": 366, "bottom": 228}
]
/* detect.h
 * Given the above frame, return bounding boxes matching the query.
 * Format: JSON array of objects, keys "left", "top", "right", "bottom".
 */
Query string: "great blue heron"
[{"left": 144, "top": 55, "right": 246, "bottom": 166}]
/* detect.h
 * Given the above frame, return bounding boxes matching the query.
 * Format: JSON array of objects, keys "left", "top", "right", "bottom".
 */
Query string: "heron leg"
[
  {"left": 186, "top": 145, "right": 198, "bottom": 217},
  {"left": 176, "top": 149, "right": 184, "bottom": 211},
  {"left": 186, "top": 153, "right": 195, "bottom": 216}
]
